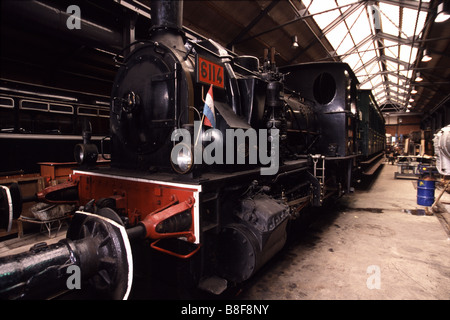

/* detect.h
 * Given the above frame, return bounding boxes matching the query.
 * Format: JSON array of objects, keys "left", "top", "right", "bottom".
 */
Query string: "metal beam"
[
  {"left": 227, "top": 0, "right": 279, "bottom": 49},
  {"left": 321, "top": 2, "right": 365, "bottom": 36},
  {"left": 114, "top": 0, "right": 151, "bottom": 19},
  {"left": 375, "top": 32, "right": 420, "bottom": 47},
  {"left": 376, "top": 0, "right": 431, "bottom": 13},
  {"left": 359, "top": 69, "right": 408, "bottom": 86},
  {"left": 381, "top": 54, "right": 413, "bottom": 69},
  {"left": 380, "top": 103, "right": 403, "bottom": 112},
  {"left": 286, "top": 0, "right": 338, "bottom": 63},
  {"left": 236, "top": 1, "right": 362, "bottom": 45},
  {"left": 382, "top": 86, "right": 405, "bottom": 99},
  {"left": 337, "top": 33, "right": 375, "bottom": 60},
  {"left": 354, "top": 56, "right": 378, "bottom": 74},
  {"left": 385, "top": 81, "right": 408, "bottom": 94},
  {"left": 387, "top": 96, "right": 407, "bottom": 105}
]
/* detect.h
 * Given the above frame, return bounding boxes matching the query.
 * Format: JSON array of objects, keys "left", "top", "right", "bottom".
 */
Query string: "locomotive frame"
[{"left": 0, "top": 0, "right": 385, "bottom": 299}]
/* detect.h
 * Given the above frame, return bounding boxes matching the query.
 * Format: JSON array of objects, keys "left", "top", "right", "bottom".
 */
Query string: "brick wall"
[{"left": 384, "top": 115, "right": 421, "bottom": 137}]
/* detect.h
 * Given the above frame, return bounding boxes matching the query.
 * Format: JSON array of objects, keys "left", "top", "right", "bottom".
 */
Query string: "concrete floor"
[
  {"left": 1, "top": 162, "right": 449, "bottom": 300},
  {"left": 239, "top": 163, "right": 450, "bottom": 300}
]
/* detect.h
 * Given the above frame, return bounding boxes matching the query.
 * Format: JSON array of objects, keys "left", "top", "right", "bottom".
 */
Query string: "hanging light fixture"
[
  {"left": 436, "top": 1, "right": 450, "bottom": 23},
  {"left": 291, "top": 35, "right": 299, "bottom": 48},
  {"left": 411, "top": 87, "right": 417, "bottom": 94},
  {"left": 415, "top": 72, "right": 423, "bottom": 82},
  {"left": 422, "top": 49, "right": 432, "bottom": 62}
]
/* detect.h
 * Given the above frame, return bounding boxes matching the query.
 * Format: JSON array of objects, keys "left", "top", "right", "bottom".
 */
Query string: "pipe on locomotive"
[
  {"left": 0, "top": 1, "right": 123, "bottom": 53},
  {"left": 0, "top": 211, "right": 140, "bottom": 300},
  {"left": 150, "top": 0, "right": 183, "bottom": 31}
]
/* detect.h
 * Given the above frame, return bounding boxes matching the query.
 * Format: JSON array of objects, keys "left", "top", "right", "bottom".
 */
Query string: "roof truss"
[{"left": 298, "top": 0, "right": 433, "bottom": 113}]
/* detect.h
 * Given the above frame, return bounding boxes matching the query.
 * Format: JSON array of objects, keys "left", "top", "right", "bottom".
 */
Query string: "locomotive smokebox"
[{"left": 150, "top": 0, "right": 184, "bottom": 33}]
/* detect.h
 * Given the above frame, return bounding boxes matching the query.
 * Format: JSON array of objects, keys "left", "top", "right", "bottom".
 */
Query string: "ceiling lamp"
[
  {"left": 291, "top": 36, "right": 299, "bottom": 48},
  {"left": 436, "top": 1, "right": 450, "bottom": 23},
  {"left": 411, "top": 87, "right": 417, "bottom": 94},
  {"left": 415, "top": 72, "right": 423, "bottom": 82},
  {"left": 422, "top": 49, "right": 432, "bottom": 62},
  {"left": 409, "top": 98, "right": 414, "bottom": 103}
]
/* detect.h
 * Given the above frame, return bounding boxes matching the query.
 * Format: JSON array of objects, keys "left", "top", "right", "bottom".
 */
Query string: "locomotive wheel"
[
  {"left": 0, "top": 183, "right": 21, "bottom": 232},
  {"left": 0, "top": 186, "right": 12, "bottom": 231},
  {"left": 96, "top": 206, "right": 125, "bottom": 226},
  {"left": 218, "top": 224, "right": 258, "bottom": 283},
  {"left": 8, "top": 183, "right": 22, "bottom": 220},
  {"left": 66, "top": 211, "right": 133, "bottom": 299}
]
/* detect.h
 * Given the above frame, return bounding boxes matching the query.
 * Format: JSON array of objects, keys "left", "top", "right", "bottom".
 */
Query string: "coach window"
[{"left": 0, "top": 97, "right": 15, "bottom": 132}]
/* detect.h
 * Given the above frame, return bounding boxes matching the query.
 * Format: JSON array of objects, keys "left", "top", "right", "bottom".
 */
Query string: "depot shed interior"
[
  {"left": 0, "top": 0, "right": 450, "bottom": 300},
  {"left": 1, "top": 0, "right": 450, "bottom": 131}
]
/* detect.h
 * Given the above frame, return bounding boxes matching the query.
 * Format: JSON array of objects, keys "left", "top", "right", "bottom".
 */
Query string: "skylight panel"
[
  {"left": 400, "top": 45, "right": 417, "bottom": 65},
  {"left": 393, "top": 94, "right": 405, "bottom": 103},
  {"left": 343, "top": 54, "right": 361, "bottom": 72},
  {"left": 336, "top": 0, "right": 356, "bottom": 6},
  {"left": 302, "top": 0, "right": 428, "bottom": 111},
  {"left": 349, "top": 10, "right": 371, "bottom": 44},
  {"left": 386, "top": 60, "right": 399, "bottom": 71},
  {"left": 377, "top": 94, "right": 387, "bottom": 103},
  {"left": 307, "top": 0, "right": 340, "bottom": 29},
  {"left": 336, "top": 32, "right": 355, "bottom": 55},
  {"left": 361, "top": 50, "right": 377, "bottom": 67},
  {"left": 340, "top": 2, "right": 363, "bottom": 28},
  {"left": 327, "top": 23, "right": 350, "bottom": 53},
  {"left": 399, "top": 69, "right": 413, "bottom": 79},
  {"left": 346, "top": 54, "right": 362, "bottom": 70},
  {"left": 379, "top": 3, "right": 400, "bottom": 36},
  {"left": 376, "top": 92, "right": 384, "bottom": 99},
  {"left": 373, "top": 84, "right": 384, "bottom": 92},
  {"left": 355, "top": 67, "right": 369, "bottom": 78},
  {"left": 371, "top": 75, "right": 384, "bottom": 88},
  {"left": 384, "top": 40, "right": 399, "bottom": 59},
  {"left": 350, "top": 39, "right": 376, "bottom": 63},
  {"left": 388, "top": 74, "right": 399, "bottom": 84},
  {"left": 383, "top": 39, "right": 398, "bottom": 51},
  {"left": 360, "top": 82, "right": 373, "bottom": 90},
  {"left": 402, "top": 7, "right": 426, "bottom": 38},
  {"left": 397, "top": 87, "right": 407, "bottom": 94}
]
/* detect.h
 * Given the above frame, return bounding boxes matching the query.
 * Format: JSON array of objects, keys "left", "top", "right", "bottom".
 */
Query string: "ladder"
[{"left": 311, "top": 154, "right": 325, "bottom": 204}]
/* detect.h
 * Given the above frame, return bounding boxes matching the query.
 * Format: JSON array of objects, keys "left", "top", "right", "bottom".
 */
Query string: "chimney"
[
  {"left": 150, "top": 0, "right": 183, "bottom": 33},
  {"left": 149, "top": 0, "right": 185, "bottom": 49}
]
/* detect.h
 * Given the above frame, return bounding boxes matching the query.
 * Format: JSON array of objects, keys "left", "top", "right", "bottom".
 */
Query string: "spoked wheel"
[{"left": 67, "top": 211, "right": 133, "bottom": 299}]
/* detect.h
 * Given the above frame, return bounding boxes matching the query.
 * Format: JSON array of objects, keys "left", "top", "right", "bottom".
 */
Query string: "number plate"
[{"left": 196, "top": 56, "right": 225, "bottom": 88}]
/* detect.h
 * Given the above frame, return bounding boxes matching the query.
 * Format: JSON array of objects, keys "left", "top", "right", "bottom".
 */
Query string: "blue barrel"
[{"left": 417, "top": 179, "right": 435, "bottom": 206}]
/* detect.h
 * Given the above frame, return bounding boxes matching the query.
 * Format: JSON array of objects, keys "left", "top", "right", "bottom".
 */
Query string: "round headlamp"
[
  {"left": 74, "top": 143, "right": 99, "bottom": 166},
  {"left": 170, "top": 142, "right": 194, "bottom": 174}
]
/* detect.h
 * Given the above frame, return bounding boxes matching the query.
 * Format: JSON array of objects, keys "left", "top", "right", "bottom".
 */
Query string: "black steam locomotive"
[{"left": 0, "top": 0, "right": 385, "bottom": 299}]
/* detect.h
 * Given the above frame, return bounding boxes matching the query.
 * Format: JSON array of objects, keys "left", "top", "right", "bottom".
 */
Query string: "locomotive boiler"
[{"left": 0, "top": 0, "right": 384, "bottom": 299}]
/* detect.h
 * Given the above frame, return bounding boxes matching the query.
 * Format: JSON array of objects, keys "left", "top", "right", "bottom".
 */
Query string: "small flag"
[{"left": 202, "top": 85, "right": 215, "bottom": 128}]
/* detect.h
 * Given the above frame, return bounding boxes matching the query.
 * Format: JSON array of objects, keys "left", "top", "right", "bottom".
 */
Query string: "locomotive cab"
[{"left": 281, "top": 62, "right": 359, "bottom": 158}]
